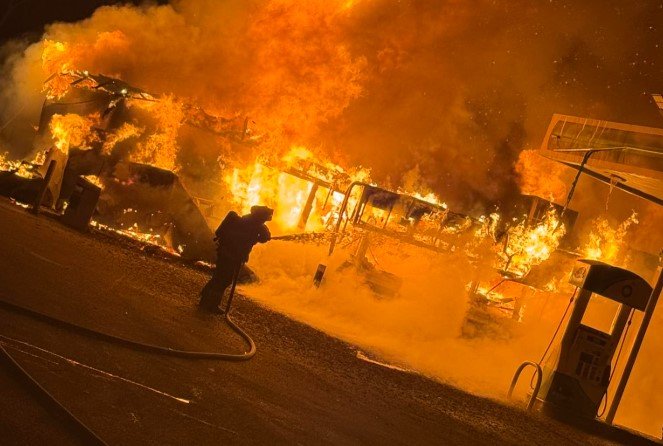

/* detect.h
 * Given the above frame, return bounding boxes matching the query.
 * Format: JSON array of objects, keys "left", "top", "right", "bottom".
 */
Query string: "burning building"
[
  {"left": 0, "top": 70, "right": 257, "bottom": 261},
  {"left": 0, "top": 0, "right": 662, "bottom": 440}
]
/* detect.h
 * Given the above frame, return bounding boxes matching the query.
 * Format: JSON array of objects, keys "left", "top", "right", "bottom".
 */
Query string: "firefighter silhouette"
[{"left": 199, "top": 205, "right": 273, "bottom": 313}]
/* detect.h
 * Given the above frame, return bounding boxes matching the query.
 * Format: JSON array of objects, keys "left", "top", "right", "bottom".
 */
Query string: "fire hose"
[
  {"left": 0, "top": 265, "right": 254, "bottom": 446},
  {"left": 270, "top": 232, "right": 327, "bottom": 243}
]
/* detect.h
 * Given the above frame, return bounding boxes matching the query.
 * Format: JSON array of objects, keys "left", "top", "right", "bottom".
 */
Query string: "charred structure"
[{"left": 1, "top": 1, "right": 663, "bottom": 444}]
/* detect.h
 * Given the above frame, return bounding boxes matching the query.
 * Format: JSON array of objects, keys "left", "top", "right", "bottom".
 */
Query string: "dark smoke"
[
  {"left": 0, "top": 0, "right": 662, "bottom": 214},
  {"left": 321, "top": 0, "right": 663, "bottom": 212}
]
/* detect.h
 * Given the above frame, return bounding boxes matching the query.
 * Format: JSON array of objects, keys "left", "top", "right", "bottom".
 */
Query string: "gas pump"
[{"left": 510, "top": 259, "right": 652, "bottom": 419}]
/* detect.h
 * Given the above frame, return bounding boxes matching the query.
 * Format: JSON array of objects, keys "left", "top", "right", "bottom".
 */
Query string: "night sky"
[{"left": 0, "top": 1, "right": 165, "bottom": 44}]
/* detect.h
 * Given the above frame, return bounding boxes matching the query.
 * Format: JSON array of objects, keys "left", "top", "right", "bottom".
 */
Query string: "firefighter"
[{"left": 199, "top": 205, "right": 274, "bottom": 313}]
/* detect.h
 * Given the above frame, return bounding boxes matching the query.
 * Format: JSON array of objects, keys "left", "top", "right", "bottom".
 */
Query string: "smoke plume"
[
  {"left": 0, "top": 0, "right": 662, "bottom": 436},
  {"left": 1, "top": 0, "right": 662, "bottom": 212}
]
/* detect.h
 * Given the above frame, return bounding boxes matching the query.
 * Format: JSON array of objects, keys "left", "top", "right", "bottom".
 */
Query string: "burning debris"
[
  {"left": 0, "top": 67, "right": 257, "bottom": 261},
  {"left": 0, "top": 63, "right": 585, "bottom": 328},
  {"left": 0, "top": 38, "right": 650, "bottom": 297},
  {"left": 498, "top": 206, "right": 566, "bottom": 278},
  {"left": 583, "top": 211, "right": 639, "bottom": 265},
  {"left": 224, "top": 146, "right": 368, "bottom": 233},
  {"left": 0, "top": 2, "right": 662, "bottom": 440},
  {"left": 0, "top": 60, "right": 651, "bottom": 348}
]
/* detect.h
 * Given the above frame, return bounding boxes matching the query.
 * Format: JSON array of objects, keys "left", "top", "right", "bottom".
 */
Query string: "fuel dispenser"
[{"left": 510, "top": 259, "right": 652, "bottom": 419}]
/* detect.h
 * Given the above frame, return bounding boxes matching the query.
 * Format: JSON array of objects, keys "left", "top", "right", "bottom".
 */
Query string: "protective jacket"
[{"left": 215, "top": 211, "right": 271, "bottom": 263}]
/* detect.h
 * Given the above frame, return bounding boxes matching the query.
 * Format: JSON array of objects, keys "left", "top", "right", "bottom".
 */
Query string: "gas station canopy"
[
  {"left": 535, "top": 114, "right": 663, "bottom": 425},
  {"left": 538, "top": 114, "right": 663, "bottom": 206}
]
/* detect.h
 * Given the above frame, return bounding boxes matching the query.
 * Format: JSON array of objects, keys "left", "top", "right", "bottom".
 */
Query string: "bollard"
[
  {"left": 313, "top": 263, "right": 326, "bottom": 287},
  {"left": 31, "top": 160, "right": 57, "bottom": 215}
]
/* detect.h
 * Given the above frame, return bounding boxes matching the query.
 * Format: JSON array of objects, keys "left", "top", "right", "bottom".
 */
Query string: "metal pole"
[
  {"left": 605, "top": 263, "right": 663, "bottom": 424},
  {"left": 31, "top": 160, "right": 57, "bottom": 215},
  {"left": 558, "top": 150, "right": 594, "bottom": 224},
  {"left": 298, "top": 183, "right": 318, "bottom": 229},
  {"left": 328, "top": 181, "right": 364, "bottom": 256}
]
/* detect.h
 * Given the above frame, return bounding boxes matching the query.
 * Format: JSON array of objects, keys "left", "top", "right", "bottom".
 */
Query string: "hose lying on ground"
[
  {"left": 0, "top": 266, "right": 255, "bottom": 445},
  {"left": 0, "top": 297, "right": 256, "bottom": 360}
]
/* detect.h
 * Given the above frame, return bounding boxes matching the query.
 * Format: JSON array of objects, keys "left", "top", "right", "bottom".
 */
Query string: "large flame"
[
  {"left": 515, "top": 150, "right": 568, "bottom": 203},
  {"left": 0, "top": 2, "right": 660, "bottom": 438},
  {"left": 225, "top": 146, "right": 370, "bottom": 232},
  {"left": 42, "top": 33, "right": 131, "bottom": 99},
  {"left": 102, "top": 123, "right": 144, "bottom": 155},
  {"left": 500, "top": 207, "right": 566, "bottom": 277},
  {"left": 128, "top": 96, "right": 184, "bottom": 171},
  {"left": 49, "top": 113, "right": 100, "bottom": 153},
  {"left": 583, "top": 211, "right": 639, "bottom": 265},
  {"left": 7, "top": 6, "right": 641, "bottom": 281}
]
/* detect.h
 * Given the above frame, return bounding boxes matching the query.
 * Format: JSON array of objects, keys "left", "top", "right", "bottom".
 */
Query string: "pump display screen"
[{"left": 571, "top": 325, "right": 611, "bottom": 385}]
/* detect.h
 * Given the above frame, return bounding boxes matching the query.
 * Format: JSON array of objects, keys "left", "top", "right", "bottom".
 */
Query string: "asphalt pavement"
[{"left": 0, "top": 197, "right": 639, "bottom": 445}]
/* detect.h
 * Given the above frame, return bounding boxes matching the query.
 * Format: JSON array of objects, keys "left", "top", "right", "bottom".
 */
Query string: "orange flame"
[
  {"left": 41, "top": 40, "right": 74, "bottom": 99},
  {"left": 42, "top": 34, "right": 130, "bottom": 99},
  {"left": 0, "top": 152, "right": 31, "bottom": 178},
  {"left": 90, "top": 219, "right": 174, "bottom": 253},
  {"left": 49, "top": 113, "right": 99, "bottom": 154},
  {"left": 83, "top": 175, "right": 104, "bottom": 189},
  {"left": 128, "top": 96, "right": 183, "bottom": 171},
  {"left": 583, "top": 211, "right": 638, "bottom": 265},
  {"left": 515, "top": 150, "right": 568, "bottom": 202},
  {"left": 501, "top": 207, "right": 566, "bottom": 277},
  {"left": 102, "top": 123, "right": 144, "bottom": 155},
  {"left": 225, "top": 146, "right": 369, "bottom": 232}
]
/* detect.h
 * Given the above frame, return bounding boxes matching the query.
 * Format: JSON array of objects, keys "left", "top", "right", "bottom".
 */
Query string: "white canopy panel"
[{"left": 538, "top": 114, "right": 663, "bottom": 206}]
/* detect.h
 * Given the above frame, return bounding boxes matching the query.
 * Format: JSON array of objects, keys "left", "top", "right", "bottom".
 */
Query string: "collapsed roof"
[{"left": 43, "top": 70, "right": 252, "bottom": 141}]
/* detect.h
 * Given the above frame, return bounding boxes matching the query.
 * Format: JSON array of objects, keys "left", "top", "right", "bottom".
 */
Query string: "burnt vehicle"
[
  {"left": 323, "top": 182, "right": 480, "bottom": 297},
  {"left": 461, "top": 194, "right": 581, "bottom": 339}
]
